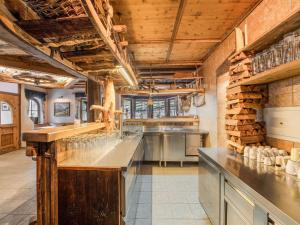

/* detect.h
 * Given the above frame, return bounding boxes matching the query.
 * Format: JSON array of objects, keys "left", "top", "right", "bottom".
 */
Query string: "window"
[
  {"left": 28, "top": 99, "right": 40, "bottom": 124},
  {"left": 153, "top": 99, "right": 166, "bottom": 118},
  {"left": 135, "top": 99, "right": 148, "bottom": 119},
  {"left": 0, "top": 101, "right": 13, "bottom": 125},
  {"left": 123, "top": 98, "right": 132, "bottom": 119},
  {"left": 169, "top": 98, "right": 178, "bottom": 117}
]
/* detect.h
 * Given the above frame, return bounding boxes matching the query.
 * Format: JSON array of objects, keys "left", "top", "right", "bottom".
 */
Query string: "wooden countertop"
[
  {"left": 58, "top": 134, "right": 143, "bottom": 171},
  {"left": 22, "top": 122, "right": 105, "bottom": 142}
]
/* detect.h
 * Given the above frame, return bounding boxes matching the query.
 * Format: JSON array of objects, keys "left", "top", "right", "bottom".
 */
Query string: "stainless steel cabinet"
[
  {"left": 143, "top": 134, "right": 162, "bottom": 162},
  {"left": 199, "top": 157, "right": 221, "bottom": 225},
  {"left": 163, "top": 133, "right": 185, "bottom": 161},
  {"left": 186, "top": 134, "right": 202, "bottom": 156}
]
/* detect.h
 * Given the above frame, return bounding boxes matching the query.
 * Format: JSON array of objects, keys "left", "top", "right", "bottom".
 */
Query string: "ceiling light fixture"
[{"left": 117, "top": 66, "right": 134, "bottom": 86}]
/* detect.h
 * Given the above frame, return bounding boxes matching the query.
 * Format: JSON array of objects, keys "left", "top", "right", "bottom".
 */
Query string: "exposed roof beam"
[
  {"left": 166, "top": 0, "right": 187, "bottom": 62},
  {"left": 136, "top": 61, "right": 202, "bottom": 69},
  {"left": 0, "top": 55, "right": 74, "bottom": 77},
  {"left": 131, "top": 39, "right": 221, "bottom": 45},
  {"left": 140, "top": 76, "right": 204, "bottom": 81},
  {"left": 81, "top": 0, "right": 138, "bottom": 86},
  {"left": 0, "top": 15, "right": 89, "bottom": 80},
  {"left": 138, "top": 68, "right": 197, "bottom": 75},
  {"left": 118, "top": 88, "right": 204, "bottom": 96}
]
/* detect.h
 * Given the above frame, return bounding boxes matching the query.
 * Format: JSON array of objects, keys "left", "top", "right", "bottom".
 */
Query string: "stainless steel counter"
[
  {"left": 199, "top": 147, "right": 300, "bottom": 225},
  {"left": 143, "top": 127, "right": 208, "bottom": 165},
  {"left": 143, "top": 126, "right": 209, "bottom": 134}
]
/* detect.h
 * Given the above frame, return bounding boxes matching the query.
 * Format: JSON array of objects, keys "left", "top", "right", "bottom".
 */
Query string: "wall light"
[{"left": 117, "top": 66, "right": 135, "bottom": 86}]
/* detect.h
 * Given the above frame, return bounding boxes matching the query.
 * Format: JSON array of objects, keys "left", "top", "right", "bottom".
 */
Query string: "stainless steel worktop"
[
  {"left": 199, "top": 147, "right": 300, "bottom": 225},
  {"left": 59, "top": 134, "right": 143, "bottom": 171}
]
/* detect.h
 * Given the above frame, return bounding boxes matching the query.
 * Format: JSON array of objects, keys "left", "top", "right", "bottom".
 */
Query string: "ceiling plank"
[
  {"left": 132, "top": 39, "right": 221, "bottom": 45},
  {"left": 16, "top": 16, "right": 96, "bottom": 41},
  {"left": 165, "top": 0, "right": 187, "bottom": 62},
  {"left": 136, "top": 60, "right": 202, "bottom": 69},
  {"left": 61, "top": 48, "right": 112, "bottom": 61}
]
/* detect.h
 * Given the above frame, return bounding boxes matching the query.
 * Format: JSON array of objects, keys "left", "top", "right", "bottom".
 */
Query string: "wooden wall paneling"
[
  {"left": 35, "top": 141, "right": 58, "bottom": 225},
  {"left": 58, "top": 168, "right": 121, "bottom": 225},
  {"left": 0, "top": 91, "right": 20, "bottom": 153}
]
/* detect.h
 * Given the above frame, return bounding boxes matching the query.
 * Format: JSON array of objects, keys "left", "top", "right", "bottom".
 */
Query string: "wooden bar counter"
[{"left": 23, "top": 123, "right": 144, "bottom": 225}]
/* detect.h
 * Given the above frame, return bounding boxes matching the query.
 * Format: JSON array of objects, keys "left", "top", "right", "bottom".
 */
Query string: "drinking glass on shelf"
[
  {"left": 293, "top": 28, "right": 300, "bottom": 60},
  {"left": 273, "top": 41, "right": 283, "bottom": 67},
  {"left": 282, "top": 32, "right": 295, "bottom": 64},
  {"left": 252, "top": 54, "right": 259, "bottom": 75}
]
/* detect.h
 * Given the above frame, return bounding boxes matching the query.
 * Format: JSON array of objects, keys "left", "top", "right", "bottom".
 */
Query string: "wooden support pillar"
[{"left": 87, "top": 79, "right": 101, "bottom": 122}]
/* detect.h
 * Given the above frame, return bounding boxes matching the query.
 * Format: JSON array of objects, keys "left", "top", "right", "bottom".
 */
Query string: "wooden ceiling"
[
  {"left": 0, "top": 0, "right": 261, "bottom": 91},
  {"left": 112, "top": 0, "right": 261, "bottom": 75},
  {"left": 0, "top": 0, "right": 137, "bottom": 88}
]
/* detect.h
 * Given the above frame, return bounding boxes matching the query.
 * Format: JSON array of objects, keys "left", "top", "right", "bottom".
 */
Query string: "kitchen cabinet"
[
  {"left": 163, "top": 133, "right": 186, "bottom": 162},
  {"left": 198, "top": 156, "right": 221, "bottom": 225},
  {"left": 143, "top": 133, "right": 162, "bottom": 162},
  {"left": 186, "top": 133, "right": 203, "bottom": 156}
]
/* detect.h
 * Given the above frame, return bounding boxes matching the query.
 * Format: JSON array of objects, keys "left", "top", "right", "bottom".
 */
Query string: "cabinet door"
[
  {"left": 199, "top": 157, "right": 221, "bottom": 225},
  {"left": 143, "top": 134, "right": 161, "bottom": 161},
  {"left": 226, "top": 202, "right": 248, "bottom": 225},
  {"left": 186, "top": 134, "right": 201, "bottom": 156},
  {"left": 163, "top": 134, "right": 185, "bottom": 161}
]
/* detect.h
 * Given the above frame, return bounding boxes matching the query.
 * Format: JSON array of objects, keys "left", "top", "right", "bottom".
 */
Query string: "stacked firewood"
[
  {"left": 229, "top": 52, "right": 252, "bottom": 85},
  {"left": 226, "top": 85, "right": 268, "bottom": 153}
]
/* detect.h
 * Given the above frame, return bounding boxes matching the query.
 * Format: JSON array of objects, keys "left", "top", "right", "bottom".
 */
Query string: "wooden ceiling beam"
[
  {"left": 136, "top": 61, "right": 202, "bottom": 69},
  {"left": 81, "top": 0, "right": 138, "bottom": 86},
  {"left": 0, "top": 15, "right": 90, "bottom": 80},
  {"left": 165, "top": 0, "right": 187, "bottom": 62},
  {"left": 118, "top": 88, "right": 205, "bottom": 96},
  {"left": 131, "top": 39, "right": 221, "bottom": 45},
  {"left": 0, "top": 55, "right": 74, "bottom": 77},
  {"left": 140, "top": 76, "right": 204, "bottom": 81}
]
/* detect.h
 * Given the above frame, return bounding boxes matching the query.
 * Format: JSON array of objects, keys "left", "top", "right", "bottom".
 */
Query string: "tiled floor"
[
  {"left": 0, "top": 150, "right": 36, "bottom": 225},
  {"left": 127, "top": 165, "right": 212, "bottom": 225},
  {"left": 0, "top": 150, "right": 211, "bottom": 225}
]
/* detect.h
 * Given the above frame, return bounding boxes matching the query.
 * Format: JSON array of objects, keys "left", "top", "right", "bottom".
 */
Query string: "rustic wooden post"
[
  {"left": 27, "top": 141, "right": 58, "bottom": 225},
  {"left": 87, "top": 79, "right": 101, "bottom": 122}
]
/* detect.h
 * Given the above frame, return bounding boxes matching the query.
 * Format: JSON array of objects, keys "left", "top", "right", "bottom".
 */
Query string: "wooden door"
[{"left": 0, "top": 92, "right": 20, "bottom": 154}]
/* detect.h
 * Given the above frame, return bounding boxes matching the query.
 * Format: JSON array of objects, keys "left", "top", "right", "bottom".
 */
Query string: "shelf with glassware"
[
  {"left": 228, "top": 10, "right": 300, "bottom": 89},
  {"left": 228, "top": 10, "right": 300, "bottom": 62}
]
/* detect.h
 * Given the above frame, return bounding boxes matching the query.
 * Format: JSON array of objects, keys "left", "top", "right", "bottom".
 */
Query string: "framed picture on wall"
[
  {"left": 54, "top": 102, "right": 70, "bottom": 117},
  {"left": 1, "top": 102, "right": 10, "bottom": 111}
]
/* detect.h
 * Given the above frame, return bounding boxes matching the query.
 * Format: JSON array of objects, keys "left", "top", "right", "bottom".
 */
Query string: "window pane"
[
  {"left": 169, "top": 98, "right": 177, "bottom": 117},
  {"left": 123, "top": 99, "right": 131, "bottom": 119},
  {"left": 135, "top": 100, "right": 148, "bottom": 119},
  {"left": 153, "top": 100, "right": 165, "bottom": 118},
  {"left": 28, "top": 99, "right": 39, "bottom": 118}
]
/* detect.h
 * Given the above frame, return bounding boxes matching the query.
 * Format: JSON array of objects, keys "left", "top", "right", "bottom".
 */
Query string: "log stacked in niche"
[
  {"left": 229, "top": 52, "right": 252, "bottom": 85},
  {"left": 226, "top": 52, "right": 268, "bottom": 153}
]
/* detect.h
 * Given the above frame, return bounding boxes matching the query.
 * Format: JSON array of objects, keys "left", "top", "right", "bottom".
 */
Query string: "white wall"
[
  {"left": 47, "top": 89, "right": 76, "bottom": 124},
  {"left": 0, "top": 82, "right": 18, "bottom": 94},
  {"left": 183, "top": 92, "right": 217, "bottom": 147}
]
